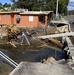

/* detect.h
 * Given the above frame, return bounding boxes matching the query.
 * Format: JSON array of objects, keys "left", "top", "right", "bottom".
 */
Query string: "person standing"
[
  {"left": 64, "top": 47, "right": 70, "bottom": 61},
  {"left": 62, "top": 38, "right": 68, "bottom": 51}
]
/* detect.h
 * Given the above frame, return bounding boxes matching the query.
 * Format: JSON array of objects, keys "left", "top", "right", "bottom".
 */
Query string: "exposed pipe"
[
  {"left": 0, "top": 51, "right": 18, "bottom": 68},
  {"left": 35, "top": 32, "right": 74, "bottom": 39},
  {"left": 56, "top": 0, "right": 59, "bottom": 19},
  {"left": 22, "top": 32, "right": 30, "bottom": 45}
]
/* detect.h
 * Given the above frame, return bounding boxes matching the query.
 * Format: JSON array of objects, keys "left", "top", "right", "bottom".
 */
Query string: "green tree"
[
  {"left": 32, "top": 0, "right": 43, "bottom": 11},
  {"left": 3, "top": 3, "right": 11, "bottom": 8},
  {"left": 11, "top": 4, "right": 16, "bottom": 10},
  {"left": 10, "top": 0, "right": 69, "bottom": 15},
  {"left": 0, "top": 3, "right": 3, "bottom": 9},
  {"left": 47, "top": 0, "right": 69, "bottom": 15},
  {"left": 59, "top": 0, "right": 69, "bottom": 15},
  {"left": 47, "top": 0, "right": 56, "bottom": 12}
]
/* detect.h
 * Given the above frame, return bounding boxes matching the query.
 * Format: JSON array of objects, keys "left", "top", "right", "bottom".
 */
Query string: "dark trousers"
[{"left": 64, "top": 50, "right": 70, "bottom": 60}]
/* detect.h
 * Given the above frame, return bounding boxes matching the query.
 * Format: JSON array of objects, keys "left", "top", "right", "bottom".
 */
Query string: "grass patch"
[{"left": 0, "top": 63, "right": 12, "bottom": 73}]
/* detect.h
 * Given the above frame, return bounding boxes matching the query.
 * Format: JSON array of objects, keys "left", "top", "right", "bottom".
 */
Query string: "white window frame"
[{"left": 29, "top": 16, "right": 34, "bottom": 22}]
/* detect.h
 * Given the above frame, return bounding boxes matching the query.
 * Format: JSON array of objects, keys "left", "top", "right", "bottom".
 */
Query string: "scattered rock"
[{"left": 43, "top": 57, "right": 56, "bottom": 64}]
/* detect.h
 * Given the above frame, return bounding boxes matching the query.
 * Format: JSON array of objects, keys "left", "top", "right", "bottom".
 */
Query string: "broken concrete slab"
[{"left": 9, "top": 61, "right": 74, "bottom": 75}]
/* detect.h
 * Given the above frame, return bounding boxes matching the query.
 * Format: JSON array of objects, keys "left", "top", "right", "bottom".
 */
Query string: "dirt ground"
[
  {"left": 0, "top": 62, "right": 13, "bottom": 75},
  {"left": 0, "top": 27, "right": 7, "bottom": 37}
]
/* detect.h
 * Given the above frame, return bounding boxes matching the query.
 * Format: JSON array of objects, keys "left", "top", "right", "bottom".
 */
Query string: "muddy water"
[
  {"left": 0, "top": 44, "right": 64, "bottom": 62},
  {"left": 0, "top": 43, "right": 64, "bottom": 75}
]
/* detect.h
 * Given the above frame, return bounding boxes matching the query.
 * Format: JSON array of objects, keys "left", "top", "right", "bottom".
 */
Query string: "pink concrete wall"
[
  {"left": 13, "top": 15, "right": 40, "bottom": 28},
  {"left": 0, "top": 14, "right": 12, "bottom": 25},
  {"left": 0, "top": 13, "right": 49, "bottom": 28}
]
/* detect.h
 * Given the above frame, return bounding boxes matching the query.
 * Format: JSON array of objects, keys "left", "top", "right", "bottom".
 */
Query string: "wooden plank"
[
  {"left": 7, "top": 42, "right": 16, "bottom": 48},
  {"left": 48, "top": 38, "right": 63, "bottom": 48}
]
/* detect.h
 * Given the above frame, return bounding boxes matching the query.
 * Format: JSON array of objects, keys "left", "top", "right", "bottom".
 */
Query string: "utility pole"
[{"left": 56, "top": 0, "right": 59, "bottom": 19}]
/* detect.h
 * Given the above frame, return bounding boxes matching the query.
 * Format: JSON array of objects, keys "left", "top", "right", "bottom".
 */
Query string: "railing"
[{"left": 0, "top": 51, "right": 18, "bottom": 68}]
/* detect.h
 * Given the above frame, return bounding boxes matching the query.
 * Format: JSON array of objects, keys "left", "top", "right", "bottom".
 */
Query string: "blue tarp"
[{"left": 67, "top": 0, "right": 74, "bottom": 11}]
